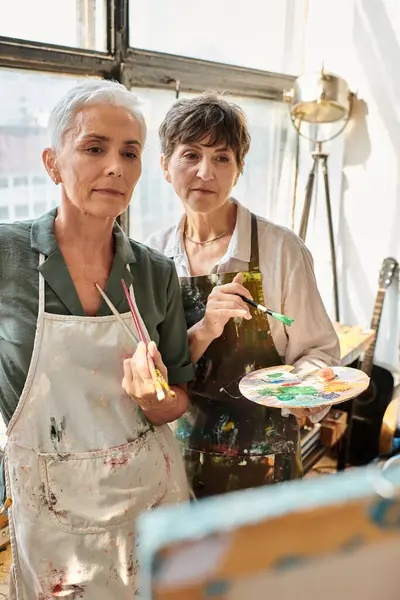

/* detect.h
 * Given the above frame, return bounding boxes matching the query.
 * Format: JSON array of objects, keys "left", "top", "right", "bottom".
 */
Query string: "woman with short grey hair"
[{"left": 0, "top": 79, "right": 193, "bottom": 598}]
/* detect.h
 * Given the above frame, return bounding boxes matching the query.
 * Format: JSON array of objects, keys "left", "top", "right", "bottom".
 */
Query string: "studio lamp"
[{"left": 283, "top": 66, "right": 354, "bottom": 322}]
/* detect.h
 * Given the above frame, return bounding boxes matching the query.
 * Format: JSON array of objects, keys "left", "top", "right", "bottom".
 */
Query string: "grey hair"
[{"left": 48, "top": 78, "right": 147, "bottom": 149}]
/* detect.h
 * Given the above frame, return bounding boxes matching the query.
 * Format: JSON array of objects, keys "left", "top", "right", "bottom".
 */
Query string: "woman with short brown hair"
[{"left": 147, "top": 92, "right": 340, "bottom": 498}]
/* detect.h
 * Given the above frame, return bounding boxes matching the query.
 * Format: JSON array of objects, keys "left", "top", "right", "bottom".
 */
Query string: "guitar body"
[
  {"left": 380, "top": 397, "right": 400, "bottom": 456},
  {"left": 349, "top": 364, "right": 394, "bottom": 464},
  {"left": 346, "top": 257, "right": 398, "bottom": 466}
]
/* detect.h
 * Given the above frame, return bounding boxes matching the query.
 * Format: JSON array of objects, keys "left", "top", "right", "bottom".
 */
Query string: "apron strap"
[
  {"left": 38, "top": 253, "right": 46, "bottom": 316},
  {"left": 249, "top": 213, "right": 260, "bottom": 272},
  {"left": 37, "top": 255, "right": 139, "bottom": 331}
]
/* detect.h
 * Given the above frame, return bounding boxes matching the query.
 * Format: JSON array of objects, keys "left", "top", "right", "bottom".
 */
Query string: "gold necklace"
[{"left": 184, "top": 229, "right": 228, "bottom": 245}]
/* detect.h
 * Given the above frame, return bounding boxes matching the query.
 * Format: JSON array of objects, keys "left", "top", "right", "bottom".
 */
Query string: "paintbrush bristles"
[{"left": 236, "top": 293, "right": 294, "bottom": 327}]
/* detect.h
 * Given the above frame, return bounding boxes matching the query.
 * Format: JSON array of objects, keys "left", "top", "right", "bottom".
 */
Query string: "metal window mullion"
[
  {"left": 104, "top": 0, "right": 129, "bottom": 82},
  {"left": 122, "top": 48, "right": 296, "bottom": 101},
  {"left": 0, "top": 36, "right": 117, "bottom": 76}
]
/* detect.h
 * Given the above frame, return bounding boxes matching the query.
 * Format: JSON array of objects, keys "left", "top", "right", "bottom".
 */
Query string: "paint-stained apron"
[
  {"left": 5, "top": 254, "right": 189, "bottom": 599},
  {"left": 175, "top": 214, "right": 301, "bottom": 498}
]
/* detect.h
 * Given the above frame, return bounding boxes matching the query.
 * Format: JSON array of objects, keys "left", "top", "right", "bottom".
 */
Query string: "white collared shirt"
[{"left": 146, "top": 198, "right": 340, "bottom": 377}]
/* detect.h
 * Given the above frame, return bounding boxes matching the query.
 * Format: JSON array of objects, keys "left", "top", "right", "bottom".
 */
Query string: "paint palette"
[{"left": 239, "top": 365, "right": 370, "bottom": 408}]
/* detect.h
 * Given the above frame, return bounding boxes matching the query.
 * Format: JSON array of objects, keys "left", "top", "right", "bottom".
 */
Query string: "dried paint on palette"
[{"left": 239, "top": 366, "right": 370, "bottom": 408}]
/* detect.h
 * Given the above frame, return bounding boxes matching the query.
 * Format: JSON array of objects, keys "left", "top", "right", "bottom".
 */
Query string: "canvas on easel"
[{"left": 137, "top": 464, "right": 400, "bottom": 600}]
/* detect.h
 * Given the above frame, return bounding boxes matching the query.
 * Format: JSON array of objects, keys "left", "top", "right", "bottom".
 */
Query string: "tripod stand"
[{"left": 298, "top": 143, "right": 340, "bottom": 322}]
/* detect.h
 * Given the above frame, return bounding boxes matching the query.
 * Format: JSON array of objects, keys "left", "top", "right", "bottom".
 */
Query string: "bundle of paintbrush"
[{"left": 95, "top": 282, "right": 175, "bottom": 402}]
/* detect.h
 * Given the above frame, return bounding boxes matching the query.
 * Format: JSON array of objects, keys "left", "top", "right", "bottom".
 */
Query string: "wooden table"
[
  {"left": 333, "top": 322, "right": 375, "bottom": 367},
  {"left": 303, "top": 322, "right": 376, "bottom": 474}
]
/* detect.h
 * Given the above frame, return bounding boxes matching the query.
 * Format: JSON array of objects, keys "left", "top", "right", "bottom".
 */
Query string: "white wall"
[{"left": 288, "top": 0, "right": 400, "bottom": 371}]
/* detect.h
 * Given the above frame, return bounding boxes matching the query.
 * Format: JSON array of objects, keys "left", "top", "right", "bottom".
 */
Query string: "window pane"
[
  {"left": 0, "top": 206, "right": 9, "bottom": 220},
  {"left": 0, "top": 0, "right": 107, "bottom": 51},
  {"left": 15, "top": 204, "right": 29, "bottom": 218},
  {"left": 129, "top": 88, "right": 292, "bottom": 242},
  {"left": 0, "top": 68, "right": 92, "bottom": 224},
  {"left": 129, "top": 89, "right": 186, "bottom": 242},
  {"left": 13, "top": 176, "right": 29, "bottom": 187},
  {"left": 129, "top": 0, "right": 305, "bottom": 74}
]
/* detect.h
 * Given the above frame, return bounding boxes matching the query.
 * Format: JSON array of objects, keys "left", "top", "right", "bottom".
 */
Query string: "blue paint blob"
[
  {"left": 369, "top": 499, "right": 400, "bottom": 529},
  {"left": 273, "top": 554, "right": 308, "bottom": 571},
  {"left": 340, "top": 534, "right": 365, "bottom": 553},
  {"left": 203, "top": 579, "right": 230, "bottom": 596}
]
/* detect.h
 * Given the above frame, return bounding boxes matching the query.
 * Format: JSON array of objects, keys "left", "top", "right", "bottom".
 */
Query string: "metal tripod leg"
[
  {"left": 298, "top": 150, "right": 340, "bottom": 322},
  {"left": 321, "top": 155, "right": 340, "bottom": 322},
  {"left": 298, "top": 155, "right": 318, "bottom": 242}
]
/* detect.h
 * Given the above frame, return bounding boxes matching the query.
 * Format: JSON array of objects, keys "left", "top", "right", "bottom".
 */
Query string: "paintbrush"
[
  {"left": 236, "top": 294, "right": 294, "bottom": 327},
  {"left": 121, "top": 280, "right": 175, "bottom": 402},
  {"left": 0, "top": 497, "right": 12, "bottom": 516},
  {"left": 96, "top": 283, "right": 165, "bottom": 401},
  {"left": 95, "top": 284, "right": 140, "bottom": 346}
]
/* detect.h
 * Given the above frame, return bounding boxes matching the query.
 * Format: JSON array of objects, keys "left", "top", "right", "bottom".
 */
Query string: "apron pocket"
[{"left": 38, "top": 428, "right": 169, "bottom": 534}]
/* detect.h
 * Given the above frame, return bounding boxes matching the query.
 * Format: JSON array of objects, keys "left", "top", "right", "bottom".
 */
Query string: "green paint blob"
[{"left": 259, "top": 385, "right": 318, "bottom": 403}]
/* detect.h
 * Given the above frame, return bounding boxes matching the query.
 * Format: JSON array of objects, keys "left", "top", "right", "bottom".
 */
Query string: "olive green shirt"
[{"left": 0, "top": 208, "right": 194, "bottom": 428}]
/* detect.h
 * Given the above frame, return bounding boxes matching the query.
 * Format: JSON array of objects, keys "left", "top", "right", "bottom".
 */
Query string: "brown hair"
[{"left": 159, "top": 92, "right": 251, "bottom": 173}]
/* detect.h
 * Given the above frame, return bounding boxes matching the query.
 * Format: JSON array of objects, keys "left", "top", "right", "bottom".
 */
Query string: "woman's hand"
[
  {"left": 317, "top": 367, "right": 336, "bottom": 382},
  {"left": 289, "top": 367, "right": 336, "bottom": 419},
  {"left": 201, "top": 272, "right": 252, "bottom": 340},
  {"left": 122, "top": 341, "right": 188, "bottom": 425},
  {"left": 188, "top": 273, "right": 253, "bottom": 364},
  {"left": 122, "top": 341, "right": 168, "bottom": 411}
]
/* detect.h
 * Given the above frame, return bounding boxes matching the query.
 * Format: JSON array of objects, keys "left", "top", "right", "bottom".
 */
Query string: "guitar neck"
[{"left": 361, "top": 288, "right": 385, "bottom": 376}]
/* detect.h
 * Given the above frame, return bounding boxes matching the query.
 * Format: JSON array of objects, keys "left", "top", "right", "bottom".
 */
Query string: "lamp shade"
[{"left": 284, "top": 70, "right": 351, "bottom": 124}]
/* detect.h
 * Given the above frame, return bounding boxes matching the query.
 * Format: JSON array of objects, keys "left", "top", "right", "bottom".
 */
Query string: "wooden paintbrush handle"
[
  {"left": 155, "top": 369, "right": 176, "bottom": 399},
  {"left": 147, "top": 354, "right": 165, "bottom": 402}
]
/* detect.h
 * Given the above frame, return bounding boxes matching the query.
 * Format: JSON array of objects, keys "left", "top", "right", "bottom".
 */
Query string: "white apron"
[{"left": 5, "top": 254, "right": 189, "bottom": 599}]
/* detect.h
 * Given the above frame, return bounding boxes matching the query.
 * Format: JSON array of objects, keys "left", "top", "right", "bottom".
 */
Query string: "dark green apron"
[{"left": 175, "top": 214, "right": 301, "bottom": 498}]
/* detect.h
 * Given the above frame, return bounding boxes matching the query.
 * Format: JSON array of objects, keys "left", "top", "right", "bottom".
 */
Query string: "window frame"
[{"left": 0, "top": 0, "right": 296, "bottom": 232}]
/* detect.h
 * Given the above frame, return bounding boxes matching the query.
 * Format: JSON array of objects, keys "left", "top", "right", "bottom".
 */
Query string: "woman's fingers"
[
  {"left": 288, "top": 406, "right": 325, "bottom": 418},
  {"left": 209, "top": 291, "right": 252, "bottom": 315},
  {"left": 147, "top": 340, "right": 163, "bottom": 365},
  {"left": 122, "top": 341, "right": 167, "bottom": 403},
  {"left": 317, "top": 367, "right": 335, "bottom": 381},
  {"left": 147, "top": 341, "right": 168, "bottom": 381},
  {"left": 232, "top": 273, "right": 243, "bottom": 285},
  {"left": 208, "top": 299, "right": 251, "bottom": 319},
  {"left": 122, "top": 358, "right": 134, "bottom": 386},
  {"left": 213, "top": 281, "right": 253, "bottom": 301},
  {"left": 214, "top": 308, "right": 251, "bottom": 320},
  {"left": 133, "top": 341, "right": 152, "bottom": 381},
  {"left": 287, "top": 407, "right": 308, "bottom": 418},
  {"left": 306, "top": 406, "right": 329, "bottom": 416}
]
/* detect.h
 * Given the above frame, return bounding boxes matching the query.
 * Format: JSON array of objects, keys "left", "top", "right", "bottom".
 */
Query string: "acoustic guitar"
[
  {"left": 379, "top": 396, "right": 400, "bottom": 457},
  {"left": 348, "top": 256, "right": 398, "bottom": 465}
]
